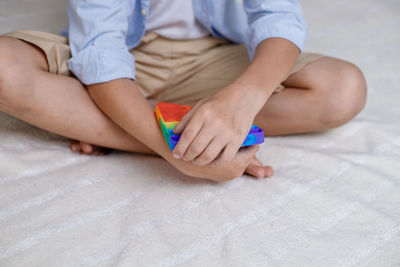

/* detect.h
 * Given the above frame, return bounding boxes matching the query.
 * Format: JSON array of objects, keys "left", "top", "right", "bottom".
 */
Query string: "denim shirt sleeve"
[
  {"left": 243, "top": 0, "right": 308, "bottom": 58},
  {"left": 67, "top": 0, "right": 136, "bottom": 85}
]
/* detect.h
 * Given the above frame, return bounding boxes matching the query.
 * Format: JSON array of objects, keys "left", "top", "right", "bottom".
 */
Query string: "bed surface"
[{"left": 1, "top": 0, "right": 399, "bottom": 266}]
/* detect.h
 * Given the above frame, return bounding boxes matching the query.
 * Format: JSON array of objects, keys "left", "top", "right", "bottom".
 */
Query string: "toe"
[
  {"left": 80, "top": 142, "right": 94, "bottom": 154},
  {"left": 70, "top": 142, "right": 80, "bottom": 152},
  {"left": 252, "top": 157, "right": 263, "bottom": 167},
  {"left": 245, "top": 162, "right": 265, "bottom": 178},
  {"left": 264, "top": 166, "right": 274, "bottom": 177},
  {"left": 255, "top": 168, "right": 265, "bottom": 178}
]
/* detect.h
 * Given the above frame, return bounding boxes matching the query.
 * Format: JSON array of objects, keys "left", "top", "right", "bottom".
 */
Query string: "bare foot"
[
  {"left": 70, "top": 141, "right": 272, "bottom": 177},
  {"left": 70, "top": 141, "right": 112, "bottom": 156},
  {"left": 245, "top": 156, "right": 274, "bottom": 178}
]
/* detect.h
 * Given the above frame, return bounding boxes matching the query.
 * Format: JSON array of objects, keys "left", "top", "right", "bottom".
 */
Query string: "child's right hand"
[{"left": 172, "top": 145, "right": 273, "bottom": 182}]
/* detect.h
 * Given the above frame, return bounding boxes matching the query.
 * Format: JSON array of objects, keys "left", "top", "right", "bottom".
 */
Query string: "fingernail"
[{"left": 173, "top": 152, "right": 180, "bottom": 159}]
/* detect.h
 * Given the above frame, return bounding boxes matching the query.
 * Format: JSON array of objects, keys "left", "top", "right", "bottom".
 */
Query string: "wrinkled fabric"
[
  {"left": 67, "top": 0, "right": 307, "bottom": 84},
  {"left": 1, "top": 0, "right": 400, "bottom": 266}
]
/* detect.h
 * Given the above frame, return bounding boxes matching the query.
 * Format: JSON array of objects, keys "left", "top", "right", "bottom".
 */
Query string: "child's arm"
[
  {"left": 171, "top": 0, "right": 307, "bottom": 166},
  {"left": 66, "top": 0, "right": 266, "bottom": 181},
  {"left": 172, "top": 38, "right": 300, "bottom": 166},
  {"left": 87, "top": 78, "right": 259, "bottom": 181}
]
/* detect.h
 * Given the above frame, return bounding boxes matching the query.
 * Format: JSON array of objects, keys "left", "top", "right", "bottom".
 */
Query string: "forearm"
[
  {"left": 233, "top": 38, "right": 300, "bottom": 108},
  {"left": 87, "top": 79, "right": 171, "bottom": 159},
  {"left": 169, "top": 38, "right": 300, "bottom": 166},
  {"left": 86, "top": 78, "right": 231, "bottom": 178}
]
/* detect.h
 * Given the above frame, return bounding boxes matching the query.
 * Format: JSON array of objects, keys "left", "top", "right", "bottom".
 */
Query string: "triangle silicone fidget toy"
[{"left": 155, "top": 102, "right": 264, "bottom": 150}]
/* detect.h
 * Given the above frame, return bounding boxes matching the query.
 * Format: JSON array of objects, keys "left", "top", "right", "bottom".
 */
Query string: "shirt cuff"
[
  {"left": 68, "top": 46, "right": 136, "bottom": 85},
  {"left": 246, "top": 15, "right": 307, "bottom": 59}
]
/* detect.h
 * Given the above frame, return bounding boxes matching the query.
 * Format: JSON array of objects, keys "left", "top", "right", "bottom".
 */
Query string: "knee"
[
  {"left": 0, "top": 37, "right": 35, "bottom": 110},
  {"left": 318, "top": 62, "right": 367, "bottom": 128},
  {"left": 0, "top": 37, "right": 19, "bottom": 96},
  {"left": 0, "top": 39, "right": 9, "bottom": 92}
]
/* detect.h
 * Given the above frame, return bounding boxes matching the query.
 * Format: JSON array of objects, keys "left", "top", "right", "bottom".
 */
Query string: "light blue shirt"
[{"left": 67, "top": 0, "right": 307, "bottom": 85}]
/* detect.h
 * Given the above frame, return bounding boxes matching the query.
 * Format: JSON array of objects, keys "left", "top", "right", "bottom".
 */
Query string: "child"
[{"left": 0, "top": 0, "right": 366, "bottom": 181}]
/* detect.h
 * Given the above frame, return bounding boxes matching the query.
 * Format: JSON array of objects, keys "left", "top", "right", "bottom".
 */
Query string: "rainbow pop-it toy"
[{"left": 155, "top": 102, "right": 264, "bottom": 150}]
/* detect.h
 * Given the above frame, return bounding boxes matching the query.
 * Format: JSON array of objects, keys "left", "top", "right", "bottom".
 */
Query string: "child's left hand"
[{"left": 172, "top": 83, "right": 267, "bottom": 166}]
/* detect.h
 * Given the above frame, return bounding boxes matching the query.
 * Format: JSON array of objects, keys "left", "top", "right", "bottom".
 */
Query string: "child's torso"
[{"left": 145, "top": 0, "right": 209, "bottom": 39}]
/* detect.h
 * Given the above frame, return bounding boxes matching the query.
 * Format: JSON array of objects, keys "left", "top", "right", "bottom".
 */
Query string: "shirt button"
[{"left": 141, "top": 8, "right": 146, "bottom": 16}]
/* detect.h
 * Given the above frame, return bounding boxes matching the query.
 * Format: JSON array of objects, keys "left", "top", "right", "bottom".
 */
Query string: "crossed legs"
[
  {"left": 0, "top": 36, "right": 153, "bottom": 154},
  {"left": 0, "top": 37, "right": 366, "bottom": 155},
  {"left": 255, "top": 56, "right": 367, "bottom": 135}
]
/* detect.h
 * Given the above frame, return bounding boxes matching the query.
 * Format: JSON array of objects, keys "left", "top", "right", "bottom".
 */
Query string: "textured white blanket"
[{"left": 1, "top": 0, "right": 399, "bottom": 266}]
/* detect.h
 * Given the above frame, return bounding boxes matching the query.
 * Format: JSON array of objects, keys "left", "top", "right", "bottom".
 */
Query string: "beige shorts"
[{"left": 3, "top": 30, "right": 323, "bottom": 105}]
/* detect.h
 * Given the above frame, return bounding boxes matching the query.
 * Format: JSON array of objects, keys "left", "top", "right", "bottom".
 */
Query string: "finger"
[
  {"left": 172, "top": 121, "right": 203, "bottom": 159},
  {"left": 173, "top": 100, "right": 204, "bottom": 134},
  {"left": 182, "top": 127, "right": 215, "bottom": 161},
  {"left": 219, "top": 141, "right": 242, "bottom": 162},
  {"left": 192, "top": 137, "right": 225, "bottom": 166},
  {"left": 173, "top": 107, "right": 195, "bottom": 134}
]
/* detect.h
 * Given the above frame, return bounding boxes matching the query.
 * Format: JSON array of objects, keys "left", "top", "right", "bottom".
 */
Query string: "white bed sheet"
[{"left": 1, "top": 0, "right": 399, "bottom": 266}]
